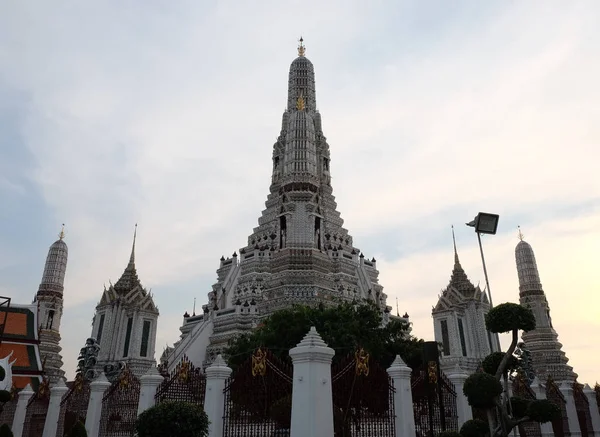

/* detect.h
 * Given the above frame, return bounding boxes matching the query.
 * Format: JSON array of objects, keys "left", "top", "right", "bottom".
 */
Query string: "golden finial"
[
  {"left": 296, "top": 93, "right": 305, "bottom": 111},
  {"left": 298, "top": 36, "right": 305, "bottom": 57},
  {"left": 58, "top": 224, "right": 65, "bottom": 240},
  {"left": 518, "top": 226, "right": 524, "bottom": 241}
]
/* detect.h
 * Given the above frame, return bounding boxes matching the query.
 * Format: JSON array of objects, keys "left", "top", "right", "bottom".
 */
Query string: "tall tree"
[{"left": 225, "top": 300, "right": 424, "bottom": 369}]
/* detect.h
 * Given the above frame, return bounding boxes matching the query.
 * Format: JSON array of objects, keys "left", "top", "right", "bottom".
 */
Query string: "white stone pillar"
[
  {"left": 530, "top": 377, "right": 555, "bottom": 437},
  {"left": 446, "top": 367, "right": 473, "bottom": 427},
  {"left": 583, "top": 384, "right": 600, "bottom": 437},
  {"left": 204, "top": 355, "right": 232, "bottom": 437},
  {"left": 387, "top": 355, "right": 416, "bottom": 437},
  {"left": 137, "top": 365, "right": 164, "bottom": 415},
  {"left": 289, "top": 326, "right": 335, "bottom": 437},
  {"left": 12, "top": 384, "right": 34, "bottom": 437},
  {"left": 560, "top": 381, "right": 582, "bottom": 437},
  {"left": 43, "top": 379, "right": 69, "bottom": 437},
  {"left": 85, "top": 373, "right": 111, "bottom": 437}
]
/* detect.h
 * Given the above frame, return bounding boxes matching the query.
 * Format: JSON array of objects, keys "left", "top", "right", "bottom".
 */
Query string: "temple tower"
[
  {"left": 166, "top": 40, "right": 400, "bottom": 369},
  {"left": 515, "top": 228, "right": 577, "bottom": 383},
  {"left": 432, "top": 228, "right": 499, "bottom": 373},
  {"left": 35, "top": 225, "right": 68, "bottom": 384},
  {"left": 91, "top": 226, "right": 159, "bottom": 377}
]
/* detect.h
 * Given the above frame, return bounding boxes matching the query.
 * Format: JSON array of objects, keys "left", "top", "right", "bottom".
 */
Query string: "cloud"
[{"left": 1, "top": 1, "right": 599, "bottom": 384}]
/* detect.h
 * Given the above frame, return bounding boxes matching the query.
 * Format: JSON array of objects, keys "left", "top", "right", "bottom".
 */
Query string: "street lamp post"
[{"left": 466, "top": 212, "right": 499, "bottom": 308}]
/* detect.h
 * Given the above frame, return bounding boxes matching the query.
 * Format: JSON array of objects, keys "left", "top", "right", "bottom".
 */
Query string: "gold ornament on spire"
[
  {"left": 518, "top": 226, "right": 524, "bottom": 241},
  {"left": 296, "top": 93, "right": 305, "bottom": 111},
  {"left": 298, "top": 36, "right": 305, "bottom": 57},
  {"left": 59, "top": 224, "right": 65, "bottom": 240}
]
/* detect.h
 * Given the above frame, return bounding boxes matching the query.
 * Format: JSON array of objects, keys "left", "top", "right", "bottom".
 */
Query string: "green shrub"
[
  {"left": 485, "top": 303, "right": 535, "bottom": 333},
  {"left": 527, "top": 399, "right": 561, "bottom": 423},
  {"left": 482, "top": 352, "right": 518, "bottom": 376},
  {"left": 136, "top": 401, "right": 209, "bottom": 437},
  {"left": 0, "top": 423, "right": 13, "bottom": 437},
  {"left": 509, "top": 396, "right": 529, "bottom": 419},
  {"left": 460, "top": 419, "right": 489, "bottom": 437},
  {"left": 0, "top": 390, "right": 11, "bottom": 403},
  {"left": 463, "top": 373, "right": 503, "bottom": 409},
  {"left": 67, "top": 421, "right": 87, "bottom": 437}
]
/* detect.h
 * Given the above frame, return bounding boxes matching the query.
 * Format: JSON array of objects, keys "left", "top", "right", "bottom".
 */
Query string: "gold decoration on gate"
[
  {"left": 355, "top": 348, "right": 370, "bottom": 376},
  {"left": 252, "top": 348, "right": 267, "bottom": 377},
  {"left": 73, "top": 372, "right": 85, "bottom": 392},
  {"left": 427, "top": 361, "right": 438, "bottom": 384},
  {"left": 177, "top": 360, "right": 191, "bottom": 383}
]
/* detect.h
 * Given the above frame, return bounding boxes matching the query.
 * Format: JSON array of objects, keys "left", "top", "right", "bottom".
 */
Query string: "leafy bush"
[
  {"left": 0, "top": 391, "right": 11, "bottom": 403},
  {"left": 460, "top": 419, "right": 489, "bottom": 437},
  {"left": 67, "top": 421, "right": 87, "bottom": 437},
  {"left": 509, "top": 396, "right": 529, "bottom": 419},
  {"left": 463, "top": 373, "right": 503, "bottom": 409},
  {"left": 482, "top": 352, "right": 518, "bottom": 376},
  {"left": 485, "top": 303, "right": 535, "bottom": 333},
  {"left": 0, "top": 424, "right": 13, "bottom": 437},
  {"left": 527, "top": 399, "right": 561, "bottom": 423},
  {"left": 136, "top": 401, "right": 209, "bottom": 437}
]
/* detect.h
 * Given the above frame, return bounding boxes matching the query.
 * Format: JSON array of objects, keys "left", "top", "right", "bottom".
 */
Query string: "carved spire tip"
[
  {"left": 59, "top": 223, "right": 65, "bottom": 241},
  {"left": 297, "top": 36, "right": 305, "bottom": 57}
]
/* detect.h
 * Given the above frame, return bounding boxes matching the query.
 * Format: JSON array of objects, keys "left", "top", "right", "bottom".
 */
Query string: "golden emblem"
[
  {"left": 74, "top": 373, "right": 85, "bottom": 392},
  {"left": 38, "top": 378, "right": 50, "bottom": 398},
  {"left": 252, "top": 348, "right": 267, "bottom": 377},
  {"left": 427, "top": 361, "right": 438, "bottom": 384},
  {"left": 355, "top": 348, "right": 370, "bottom": 376},
  {"left": 296, "top": 94, "right": 305, "bottom": 111},
  {"left": 177, "top": 360, "right": 191, "bottom": 383}
]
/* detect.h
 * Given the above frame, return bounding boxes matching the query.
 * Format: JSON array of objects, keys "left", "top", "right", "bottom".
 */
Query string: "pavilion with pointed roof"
[
  {"left": 90, "top": 225, "right": 159, "bottom": 377},
  {"left": 431, "top": 227, "right": 500, "bottom": 372}
]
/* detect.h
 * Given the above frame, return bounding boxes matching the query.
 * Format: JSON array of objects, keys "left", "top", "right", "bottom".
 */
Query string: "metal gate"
[
  {"left": 546, "top": 377, "right": 569, "bottom": 437},
  {"left": 0, "top": 390, "right": 18, "bottom": 427},
  {"left": 98, "top": 366, "right": 141, "bottom": 437},
  {"left": 222, "top": 348, "right": 293, "bottom": 437},
  {"left": 56, "top": 374, "right": 91, "bottom": 436},
  {"left": 411, "top": 364, "right": 458, "bottom": 437},
  {"left": 573, "top": 382, "right": 593, "bottom": 437},
  {"left": 23, "top": 379, "right": 50, "bottom": 437},
  {"left": 155, "top": 355, "right": 206, "bottom": 406},
  {"left": 331, "top": 348, "right": 396, "bottom": 437}
]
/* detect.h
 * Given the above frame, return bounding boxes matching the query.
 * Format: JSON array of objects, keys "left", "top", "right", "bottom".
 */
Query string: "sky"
[{"left": 1, "top": 1, "right": 599, "bottom": 385}]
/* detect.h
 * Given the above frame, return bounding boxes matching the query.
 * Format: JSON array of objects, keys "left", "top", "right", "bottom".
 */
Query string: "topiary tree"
[
  {"left": 67, "top": 421, "right": 87, "bottom": 437},
  {"left": 0, "top": 424, "right": 13, "bottom": 437},
  {"left": 462, "top": 303, "right": 560, "bottom": 437},
  {"left": 460, "top": 419, "right": 489, "bottom": 437},
  {"left": 0, "top": 366, "right": 11, "bottom": 415},
  {"left": 136, "top": 401, "right": 209, "bottom": 437}
]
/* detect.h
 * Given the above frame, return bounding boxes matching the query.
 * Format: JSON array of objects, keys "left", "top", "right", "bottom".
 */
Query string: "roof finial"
[
  {"left": 298, "top": 36, "right": 305, "bottom": 57},
  {"left": 452, "top": 225, "right": 459, "bottom": 264},
  {"left": 518, "top": 226, "right": 524, "bottom": 241},
  {"left": 192, "top": 297, "right": 196, "bottom": 316},
  {"left": 396, "top": 297, "right": 399, "bottom": 317},
  {"left": 129, "top": 223, "right": 137, "bottom": 265},
  {"left": 58, "top": 224, "right": 65, "bottom": 241}
]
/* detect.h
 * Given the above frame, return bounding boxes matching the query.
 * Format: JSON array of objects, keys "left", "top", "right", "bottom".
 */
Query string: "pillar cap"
[
  {"left": 140, "top": 365, "right": 165, "bottom": 384},
  {"left": 289, "top": 326, "right": 334, "bottom": 363},
  {"left": 20, "top": 383, "right": 34, "bottom": 395},
  {"left": 387, "top": 355, "right": 412, "bottom": 378},
  {"left": 90, "top": 372, "right": 111, "bottom": 388},
  {"left": 206, "top": 354, "right": 233, "bottom": 379}
]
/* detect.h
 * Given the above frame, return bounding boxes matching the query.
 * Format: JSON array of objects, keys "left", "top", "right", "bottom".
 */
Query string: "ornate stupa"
[
  {"left": 34, "top": 225, "right": 69, "bottom": 383},
  {"left": 515, "top": 228, "right": 577, "bottom": 383},
  {"left": 165, "top": 39, "right": 402, "bottom": 370}
]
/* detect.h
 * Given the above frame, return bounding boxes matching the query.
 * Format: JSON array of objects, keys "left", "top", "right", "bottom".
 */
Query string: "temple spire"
[
  {"left": 518, "top": 225, "right": 524, "bottom": 241},
  {"left": 452, "top": 225, "right": 459, "bottom": 264},
  {"left": 298, "top": 36, "right": 305, "bottom": 57},
  {"left": 129, "top": 224, "right": 137, "bottom": 266},
  {"left": 59, "top": 224, "right": 65, "bottom": 241}
]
